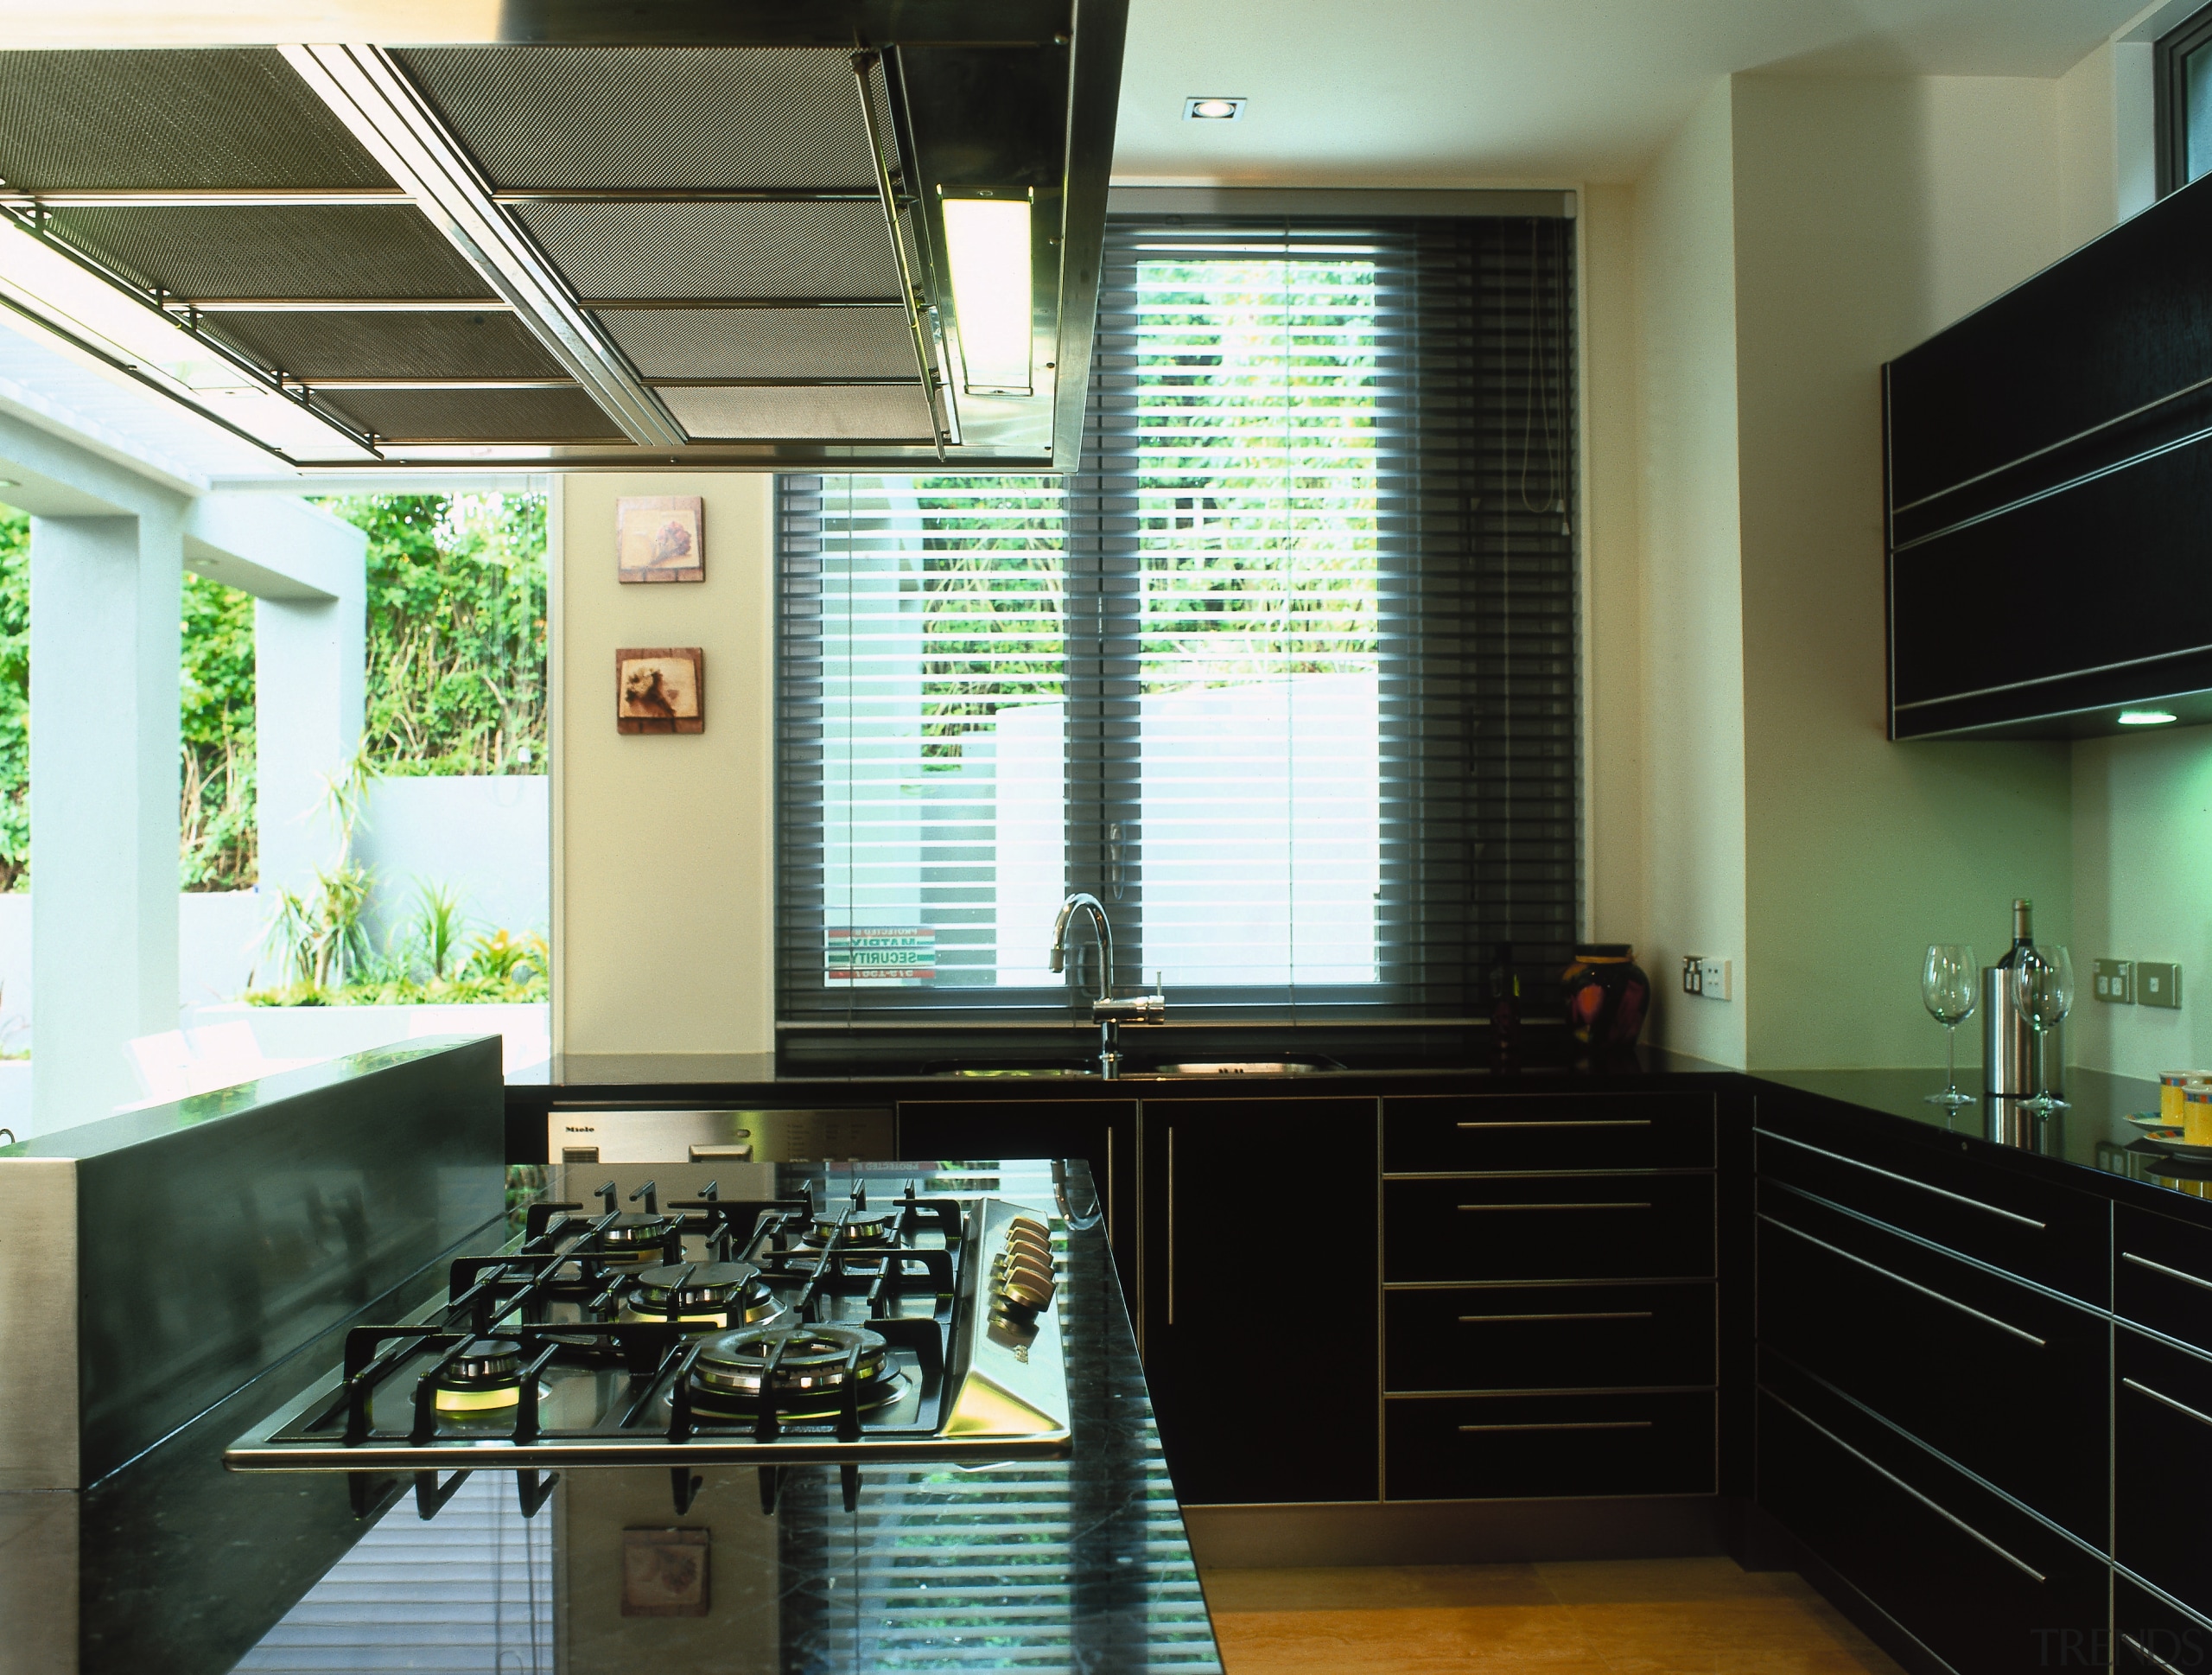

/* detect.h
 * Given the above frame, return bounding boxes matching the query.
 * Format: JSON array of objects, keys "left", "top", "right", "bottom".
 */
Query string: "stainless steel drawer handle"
[
  {"left": 1454, "top": 1119, "right": 1652, "bottom": 1130},
  {"left": 1456, "top": 1420, "right": 1652, "bottom": 1433},
  {"left": 2121, "top": 1251, "right": 2212, "bottom": 1296},
  {"left": 1765, "top": 1391, "right": 2046, "bottom": 1583},
  {"left": 1459, "top": 1201, "right": 1651, "bottom": 1212},
  {"left": 1459, "top": 1310, "right": 1655, "bottom": 1323},
  {"left": 1759, "top": 1213, "right": 2046, "bottom": 1347},
  {"left": 1755, "top": 1128, "right": 2046, "bottom": 1230},
  {"left": 2122, "top": 1377, "right": 2212, "bottom": 1430},
  {"left": 2122, "top": 1632, "right": 2190, "bottom": 1675}
]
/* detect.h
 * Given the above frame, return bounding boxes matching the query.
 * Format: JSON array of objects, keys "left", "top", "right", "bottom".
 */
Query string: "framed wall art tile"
[
  {"left": 617, "top": 494, "right": 704, "bottom": 583},
  {"left": 616, "top": 646, "right": 704, "bottom": 735}
]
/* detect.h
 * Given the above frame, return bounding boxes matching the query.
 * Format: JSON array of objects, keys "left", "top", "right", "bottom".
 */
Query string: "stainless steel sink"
[
  {"left": 943, "top": 1067, "right": 1098, "bottom": 1080},
  {"left": 1141, "top": 1060, "right": 1331, "bottom": 1077}
]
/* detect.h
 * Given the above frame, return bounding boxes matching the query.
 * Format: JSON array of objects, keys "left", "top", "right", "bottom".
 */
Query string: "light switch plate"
[
  {"left": 2141, "top": 961, "right": 2183, "bottom": 1009},
  {"left": 2094, "top": 959, "right": 2135, "bottom": 1004},
  {"left": 1693, "top": 958, "right": 1731, "bottom": 1001}
]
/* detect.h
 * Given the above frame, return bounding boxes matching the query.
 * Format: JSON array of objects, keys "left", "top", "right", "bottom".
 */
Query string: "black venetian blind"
[{"left": 777, "top": 212, "right": 1578, "bottom": 1029}]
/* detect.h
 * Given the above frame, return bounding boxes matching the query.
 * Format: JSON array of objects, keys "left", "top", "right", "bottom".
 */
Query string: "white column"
[
  {"left": 30, "top": 507, "right": 183, "bottom": 1127},
  {"left": 255, "top": 589, "right": 365, "bottom": 900}
]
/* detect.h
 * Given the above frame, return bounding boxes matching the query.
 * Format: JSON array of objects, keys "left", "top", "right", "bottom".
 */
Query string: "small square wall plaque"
[
  {"left": 621, "top": 1527, "right": 709, "bottom": 1616},
  {"left": 616, "top": 646, "right": 704, "bottom": 735},
  {"left": 617, "top": 495, "right": 704, "bottom": 583}
]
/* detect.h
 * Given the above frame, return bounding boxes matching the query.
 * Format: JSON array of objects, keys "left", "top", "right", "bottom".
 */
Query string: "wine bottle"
[
  {"left": 1985, "top": 897, "right": 2038, "bottom": 1099},
  {"left": 1996, "top": 899, "right": 2033, "bottom": 969}
]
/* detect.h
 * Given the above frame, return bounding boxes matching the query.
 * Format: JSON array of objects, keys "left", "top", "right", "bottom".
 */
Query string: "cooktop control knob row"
[{"left": 991, "top": 1214, "right": 1056, "bottom": 1315}]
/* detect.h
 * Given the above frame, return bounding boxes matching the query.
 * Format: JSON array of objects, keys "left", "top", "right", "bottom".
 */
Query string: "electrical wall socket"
[
  {"left": 1681, "top": 956, "right": 1732, "bottom": 1001},
  {"left": 2094, "top": 959, "right": 2136, "bottom": 1004},
  {"left": 2141, "top": 962, "right": 2183, "bottom": 1009}
]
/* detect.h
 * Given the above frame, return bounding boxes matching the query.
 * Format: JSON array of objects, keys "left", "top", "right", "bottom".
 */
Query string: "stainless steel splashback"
[{"left": 0, "top": 1035, "right": 505, "bottom": 1491}]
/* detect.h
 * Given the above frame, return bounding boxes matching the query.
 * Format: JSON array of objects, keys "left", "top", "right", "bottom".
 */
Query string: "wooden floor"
[{"left": 1200, "top": 1557, "right": 1906, "bottom": 1674}]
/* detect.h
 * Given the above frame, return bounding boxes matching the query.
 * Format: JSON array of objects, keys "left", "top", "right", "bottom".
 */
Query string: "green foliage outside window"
[
  {"left": 0, "top": 513, "right": 24, "bottom": 892},
  {"left": 326, "top": 493, "right": 548, "bottom": 777},
  {"left": 181, "top": 569, "right": 257, "bottom": 889},
  {"left": 0, "top": 493, "right": 544, "bottom": 895}
]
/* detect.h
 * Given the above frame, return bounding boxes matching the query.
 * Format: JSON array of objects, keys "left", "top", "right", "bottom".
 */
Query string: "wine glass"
[
  {"left": 1921, "top": 945, "right": 1979, "bottom": 1108},
  {"left": 2011, "top": 945, "right": 2075, "bottom": 1116}
]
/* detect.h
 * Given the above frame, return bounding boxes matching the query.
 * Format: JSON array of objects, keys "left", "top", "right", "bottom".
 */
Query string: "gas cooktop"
[{"left": 224, "top": 1166, "right": 1072, "bottom": 1515}]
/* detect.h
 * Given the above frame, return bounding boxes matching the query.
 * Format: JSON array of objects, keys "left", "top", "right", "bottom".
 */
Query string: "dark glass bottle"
[{"left": 1490, "top": 941, "right": 1522, "bottom": 1073}]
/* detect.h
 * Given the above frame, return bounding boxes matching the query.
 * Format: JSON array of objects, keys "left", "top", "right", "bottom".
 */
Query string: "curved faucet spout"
[{"left": 1048, "top": 891, "right": 1114, "bottom": 1001}]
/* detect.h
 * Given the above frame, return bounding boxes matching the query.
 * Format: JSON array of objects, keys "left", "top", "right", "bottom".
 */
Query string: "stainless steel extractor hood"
[{"left": 0, "top": 2, "right": 1125, "bottom": 473}]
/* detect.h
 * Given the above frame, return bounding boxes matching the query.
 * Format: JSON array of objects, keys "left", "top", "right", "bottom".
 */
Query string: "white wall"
[
  {"left": 551, "top": 474, "right": 778, "bottom": 1058},
  {"left": 1727, "top": 74, "right": 2075, "bottom": 1071},
  {"left": 353, "top": 774, "right": 550, "bottom": 953},
  {"left": 1631, "top": 81, "right": 1748, "bottom": 1069}
]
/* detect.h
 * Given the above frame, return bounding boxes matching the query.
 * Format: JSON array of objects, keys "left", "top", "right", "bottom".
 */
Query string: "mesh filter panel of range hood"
[
  {"left": 600, "top": 308, "right": 914, "bottom": 380},
  {"left": 657, "top": 384, "right": 934, "bottom": 441},
  {"left": 391, "top": 46, "right": 879, "bottom": 192},
  {"left": 515, "top": 200, "right": 906, "bottom": 299},
  {"left": 315, "top": 385, "right": 625, "bottom": 443},
  {"left": 39, "top": 205, "right": 495, "bottom": 302},
  {"left": 0, "top": 47, "right": 391, "bottom": 189},
  {"left": 204, "top": 309, "right": 566, "bottom": 380}
]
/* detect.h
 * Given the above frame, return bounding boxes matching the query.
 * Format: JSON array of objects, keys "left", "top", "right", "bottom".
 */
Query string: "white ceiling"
[{"left": 1113, "top": 0, "right": 2153, "bottom": 185}]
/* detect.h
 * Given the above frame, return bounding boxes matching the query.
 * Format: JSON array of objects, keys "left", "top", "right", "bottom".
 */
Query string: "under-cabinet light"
[
  {"left": 1184, "top": 96, "right": 1247, "bottom": 121},
  {"left": 941, "top": 192, "right": 1033, "bottom": 396},
  {"left": 2117, "top": 710, "right": 2179, "bottom": 726}
]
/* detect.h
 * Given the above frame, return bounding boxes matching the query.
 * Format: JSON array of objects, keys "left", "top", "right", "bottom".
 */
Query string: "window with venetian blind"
[{"left": 776, "top": 205, "right": 1579, "bottom": 1031}]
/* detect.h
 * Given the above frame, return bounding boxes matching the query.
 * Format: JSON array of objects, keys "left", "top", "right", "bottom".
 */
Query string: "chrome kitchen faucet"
[{"left": 1048, "top": 892, "right": 1165, "bottom": 1078}]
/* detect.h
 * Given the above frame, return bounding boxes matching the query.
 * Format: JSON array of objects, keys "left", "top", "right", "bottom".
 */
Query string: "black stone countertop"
[
  {"left": 1749, "top": 1065, "right": 2212, "bottom": 1225},
  {"left": 0, "top": 1161, "right": 1219, "bottom": 1675},
  {"left": 508, "top": 1044, "right": 1739, "bottom": 1097}
]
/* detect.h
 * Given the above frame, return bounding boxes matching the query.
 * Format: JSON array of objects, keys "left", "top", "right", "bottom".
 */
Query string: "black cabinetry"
[
  {"left": 895, "top": 1099, "right": 1137, "bottom": 1293},
  {"left": 1885, "top": 170, "right": 2212, "bottom": 739},
  {"left": 1382, "top": 1092, "right": 1719, "bottom": 1504},
  {"left": 1139, "top": 1097, "right": 1379, "bottom": 1505}
]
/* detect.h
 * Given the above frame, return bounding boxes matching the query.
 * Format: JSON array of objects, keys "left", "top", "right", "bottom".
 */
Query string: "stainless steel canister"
[{"left": 1982, "top": 964, "right": 2063, "bottom": 1100}]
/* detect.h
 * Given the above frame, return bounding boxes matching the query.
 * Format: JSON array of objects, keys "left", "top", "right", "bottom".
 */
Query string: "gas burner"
[
  {"left": 686, "top": 1324, "right": 898, "bottom": 1418},
  {"left": 587, "top": 1180, "right": 680, "bottom": 1263},
  {"left": 801, "top": 1211, "right": 893, "bottom": 1248},
  {"left": 433, "top": 1339, "right": 524, "bottom": 1412},
  {"left": 622, "top": 1261, "right": 785, "bottom": 1329}
]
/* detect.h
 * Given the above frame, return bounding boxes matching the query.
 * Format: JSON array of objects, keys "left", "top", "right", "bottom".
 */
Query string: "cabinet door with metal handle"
[
  {"left": 2119, "top": 1326, "right": 2212, "bottom": 1624},
  {"left": 1756, "top": 1178, "right": 2108, "bottom": 1545},
  {"left": 1139, "top": 1099, "right": 1379, "bottom": 1506},
  {"left": 1756, "top": 1366, "right": 2107, "bottom": 1675}
]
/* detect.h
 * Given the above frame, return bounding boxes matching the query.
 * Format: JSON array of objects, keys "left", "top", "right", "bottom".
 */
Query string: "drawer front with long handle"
[
  {"left": 1383, "top": 1390, "right": 1713, "bottom": 1500},
  {"left": 2119, "top": 1327, "right": 2212, "bottom": 1624},
  {"left": 2115, "top": 1575, "right": 2212, "bottom": 1675},
  {"left": 1757, "top": 1179, "right": 2109, "bottom": 1543},
  {"left": 2118, "top": 1201, "right": 2212, "bottom": 1359},
  {"left": 1756, "top": 1359, "right": 2107, "bottom": 1675},
  {"left": 1385, "top": 1174, "right": 1715, "bottom": 1283},
  {"left": 1385, "top": 1094, "right": 1714, "bottom": 1173},
  {"left": 1754, "top": 1116, "right": 2107, "bottom": 1303},
  {"left": 1384, "top": 1281, "right": 1716, "bottom": 1393}
]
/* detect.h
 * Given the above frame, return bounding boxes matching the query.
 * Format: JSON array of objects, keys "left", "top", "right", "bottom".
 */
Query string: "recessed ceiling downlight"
[
  {"left": 2117, "top": 709, "right": 2179, "bottom": 726},
  {"left": 1184, "top": 96, "right": 1247, "bottom": 121}
]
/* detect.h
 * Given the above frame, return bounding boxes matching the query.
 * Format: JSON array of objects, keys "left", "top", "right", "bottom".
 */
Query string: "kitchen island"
[{"left": 0, "top": 1156, "right": 1218, "bottom": 1675}]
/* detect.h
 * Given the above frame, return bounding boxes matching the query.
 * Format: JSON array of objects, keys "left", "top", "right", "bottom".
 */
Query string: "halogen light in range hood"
[
  {"left": 0, "top": 3, "right": 1126, "bottom": 474},
  {"left": 941, "top": 192, "right": 1033, "bottom": 396}
]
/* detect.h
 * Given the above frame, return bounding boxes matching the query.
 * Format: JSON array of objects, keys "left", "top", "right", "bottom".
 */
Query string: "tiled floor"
[{"left": 1200, "top": 1557, "right": 1906, "bottom": 1673}]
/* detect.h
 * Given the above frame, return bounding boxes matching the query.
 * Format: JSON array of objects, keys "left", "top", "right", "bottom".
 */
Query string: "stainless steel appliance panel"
[{"left": 547, "top": 1105, "right": 893, "bottom": 1164}]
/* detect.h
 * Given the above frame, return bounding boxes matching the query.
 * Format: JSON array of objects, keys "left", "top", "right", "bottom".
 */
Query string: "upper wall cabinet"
[{"left": 1885, "top": 172, "right": 2212, "bottom": 739}]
